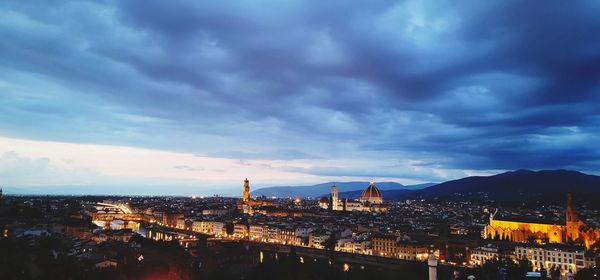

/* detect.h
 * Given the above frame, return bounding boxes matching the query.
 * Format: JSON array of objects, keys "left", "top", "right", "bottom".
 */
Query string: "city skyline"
[{"left": 2, "top": 0, "right": 600, "bottom": 195}]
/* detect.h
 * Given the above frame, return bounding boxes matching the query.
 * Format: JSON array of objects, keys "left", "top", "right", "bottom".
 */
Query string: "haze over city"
[{"left": 1, "top": 0, "right": 600, "bottom": 195}]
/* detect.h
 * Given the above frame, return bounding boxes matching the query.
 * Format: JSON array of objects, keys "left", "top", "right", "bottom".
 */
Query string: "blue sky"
[{"left": 1, "top": 0, "right": 599, "bottom": 195}]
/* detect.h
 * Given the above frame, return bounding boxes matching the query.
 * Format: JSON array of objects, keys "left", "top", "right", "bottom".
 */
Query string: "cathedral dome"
[{"left": 360, "top": 181, "right": 383, "bottom": 204}]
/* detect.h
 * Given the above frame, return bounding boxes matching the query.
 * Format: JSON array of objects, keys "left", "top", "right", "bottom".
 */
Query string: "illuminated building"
[
  {"left": 202, "top": 209, "right": 229, "bottom": 216},
  {"left": 162, "top": 212, "right": 184, "bottom": 228},
  {"left": 192, "top": 220, "right": 224, "bottom": 235},
  {"left": 308, "top": 230, "right": 330, "bottom": 249},
  {"left": 360, "top": 182, "right": 383, "bottom": 204},
  {"left": 515, "top": 244, "right": 594, "bottom": 274},
  {"left": 371, "top": 234, "right": 429, "bottom": 260},
  {"left": 276, "top": 227, "right": 302, "bottom": 245},
  {"left": 318, "top": 197, "right": 329, "bottom": 209},
  {"left": 236, "top": 179, "right": 274, "bottom": 214},
  {"left": 336, "top": 239, "right": 370, "bottom": 254},
  {"left": 242, "top": 178, "right": 250, "bottom": 202},
  {"left": 233, "top": 223, "right": 249, "bottom": 238},
  {"left": 249, "top": 224, "right": 268, "bottom": 241},
  {"left": 484, "top": 194, "right": 600, "bottom": 249},
  {"left": 324, "top": 182, "right": 387, "bottom": 212},
  {"left": 372, "top": 234, "right": 397, "bottom": 257},
  {"left": 470, "top": 244, "right": 503, "bottom": 266},
  {"left": 330, "top": 186, "right": 339, "bottom": 211},
  {"left": 94, "top": 259, "right": 118, "bottom": 269},
  {"left": 176, "top": 218, "right": 186, "bottom": 229},
  {"left": 397, "top": 241, "right": 430, "bottom": 261}
]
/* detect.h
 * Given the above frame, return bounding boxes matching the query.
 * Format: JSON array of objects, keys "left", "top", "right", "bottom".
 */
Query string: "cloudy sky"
[{"left": 1, "top": 0, "right": 599, "bottom": 195}]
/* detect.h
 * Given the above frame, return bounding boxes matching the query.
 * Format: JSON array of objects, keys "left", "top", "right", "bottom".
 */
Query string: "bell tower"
[
  {"left": 565, "top": 193, "right": 580, "bottom": 241},
  {"left": 330, "top": 186, "right": 339, "bottom": 211},
  {"left": 242, "top": 179, "right": 250, "bottom": 202}
]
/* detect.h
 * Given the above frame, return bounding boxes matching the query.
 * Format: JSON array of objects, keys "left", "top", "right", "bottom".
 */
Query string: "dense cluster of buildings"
[
  {"left": 135, "top": 180, "right": 596, "bottom": 276},
  {"left": 318, "top": 182, "right": 387, "bottom": 212},
  {"left": 1, "top": 180, "right": 599, "bottom": 277}
]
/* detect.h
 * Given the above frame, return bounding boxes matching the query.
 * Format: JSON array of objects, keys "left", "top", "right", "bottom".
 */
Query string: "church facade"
[{"left": 485, "top": 194, "right": 600, "bottom": 249}]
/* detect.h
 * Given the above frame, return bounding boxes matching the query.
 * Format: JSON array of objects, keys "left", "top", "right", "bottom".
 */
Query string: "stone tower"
[
  {"left": 242, "top": 179, "right": 250, "bottom": 202},
  {"left": 330, "top": 186, "right": 339, "bottom": 211},
  {"left": 565, "top": 193, "right": 581, "bottom": 241}
]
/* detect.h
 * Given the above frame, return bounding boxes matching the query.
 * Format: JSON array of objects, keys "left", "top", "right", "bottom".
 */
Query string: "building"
[
  {"left": 485, "top": 194, "right": 600, "bottom": 249},
  {"left": 249, "top": 224, "right": 268, "bottom": 241},
  {"left": 94, "top": 259, "right": 118, "bottom": 269},
  {"left": 360, "top": 182, "right": 383, "bottom": 204},
  {"left": 325, "top": 182, "right": 387, "bottom": 212},
  {"left": 233, "top": 223, "right": 249, "bottom": 238},
  {"left": 192, "top": 220, "right": 224, "bottom": 235},
  {"left": 176, "top": 218, "right": 186, "bottom": 230},
  {"left": 318, "top": 197, "right": 329, "bottom": 209},
  {"left": 236, "top": 179, "right": 274, "bottom": 214},
  {"left": 276, "top": 227, "right": 302, "bottom": 245},
  {"left": 470, "top": 244, "right": 501, "bottom": 266},
  {"left": 202, "top": 209, "right": 229, "bottom": 216},
  {"left": 372, "top": 234, "right": 429, "bottom": 260},
  {"left": 295, "top": 227, "right": 314, "bottom": 238},
  {"left": 162, "top": 212, "right": 184, "bottom": 228},
  {"left": 250, "top": 206, "right": 303, "bottom": 217},
  {"left": 242, "top": 178, "right": 250, "bottom": 202},
  {"left": 337, "top": 238, "right": 370, "bottom": 254},
  {"left": 372, "top": 234, "right": 397, "bottom": 257},
  {"left": 397, "top": 240, "right": 429, "bottom": 261},
  {"left": 308, "top": 230, "right": 331, "bottom": 249},
  {"left": 515, "top": 244, "right": 593, "bottom": 275}
]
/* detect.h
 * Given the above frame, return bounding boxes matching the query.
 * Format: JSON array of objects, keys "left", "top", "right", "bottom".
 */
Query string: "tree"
[
  {"left": 225, "top": 223, "right": 234, "bottom": 236},
  {"left": 324, "top": 232, "right": 337, "bottom": 253}
]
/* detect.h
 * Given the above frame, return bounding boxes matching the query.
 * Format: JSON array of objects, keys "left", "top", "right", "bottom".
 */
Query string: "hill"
[
  {"left": 413, "top": 169, "right": 600, "bottom": 200},
  {"left": 336, "top": 189, "right": 414, "bottom": 200},
  {"left": 250, "top": 181, "right": 435, "bottom": 198},
  {"left": 250, "top": 181, "right": 433, "bottom": 198}
]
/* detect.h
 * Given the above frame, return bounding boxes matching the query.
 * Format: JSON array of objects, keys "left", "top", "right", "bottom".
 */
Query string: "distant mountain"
[
  {"left": 401, "top": 182, "right": 437, "bottom": 190},
  {"left": 250, "top": 181, "right": 434, "bottom": 198},
  {"left": 335, "top": 182, "right": 436, "bottom": 200},
  {"left": 336, "top": 189, "right": 414, "bottom": 200},
  {"left": 251, "top": 181, "right": 402, "bottom": 197},
  {"left": 414, "top": 169, "right": 600, "bottom": 200}
]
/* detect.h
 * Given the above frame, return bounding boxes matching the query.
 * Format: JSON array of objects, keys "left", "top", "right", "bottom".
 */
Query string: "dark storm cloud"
[{"left": 1, "top": 0, "right": 599, "bottom": 181}]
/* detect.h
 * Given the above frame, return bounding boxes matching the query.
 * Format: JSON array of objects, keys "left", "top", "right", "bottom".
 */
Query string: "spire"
[{"left": 566, "top": 193, "right": 576, "bottom": 222}]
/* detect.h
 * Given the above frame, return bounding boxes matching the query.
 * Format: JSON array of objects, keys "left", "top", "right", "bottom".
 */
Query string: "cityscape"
[
  {"left": 1, "top": 174, "right": 599, "bottom": 279},
  {"left": 1, "top": 0, "right": 600, "bottom": 280}
]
